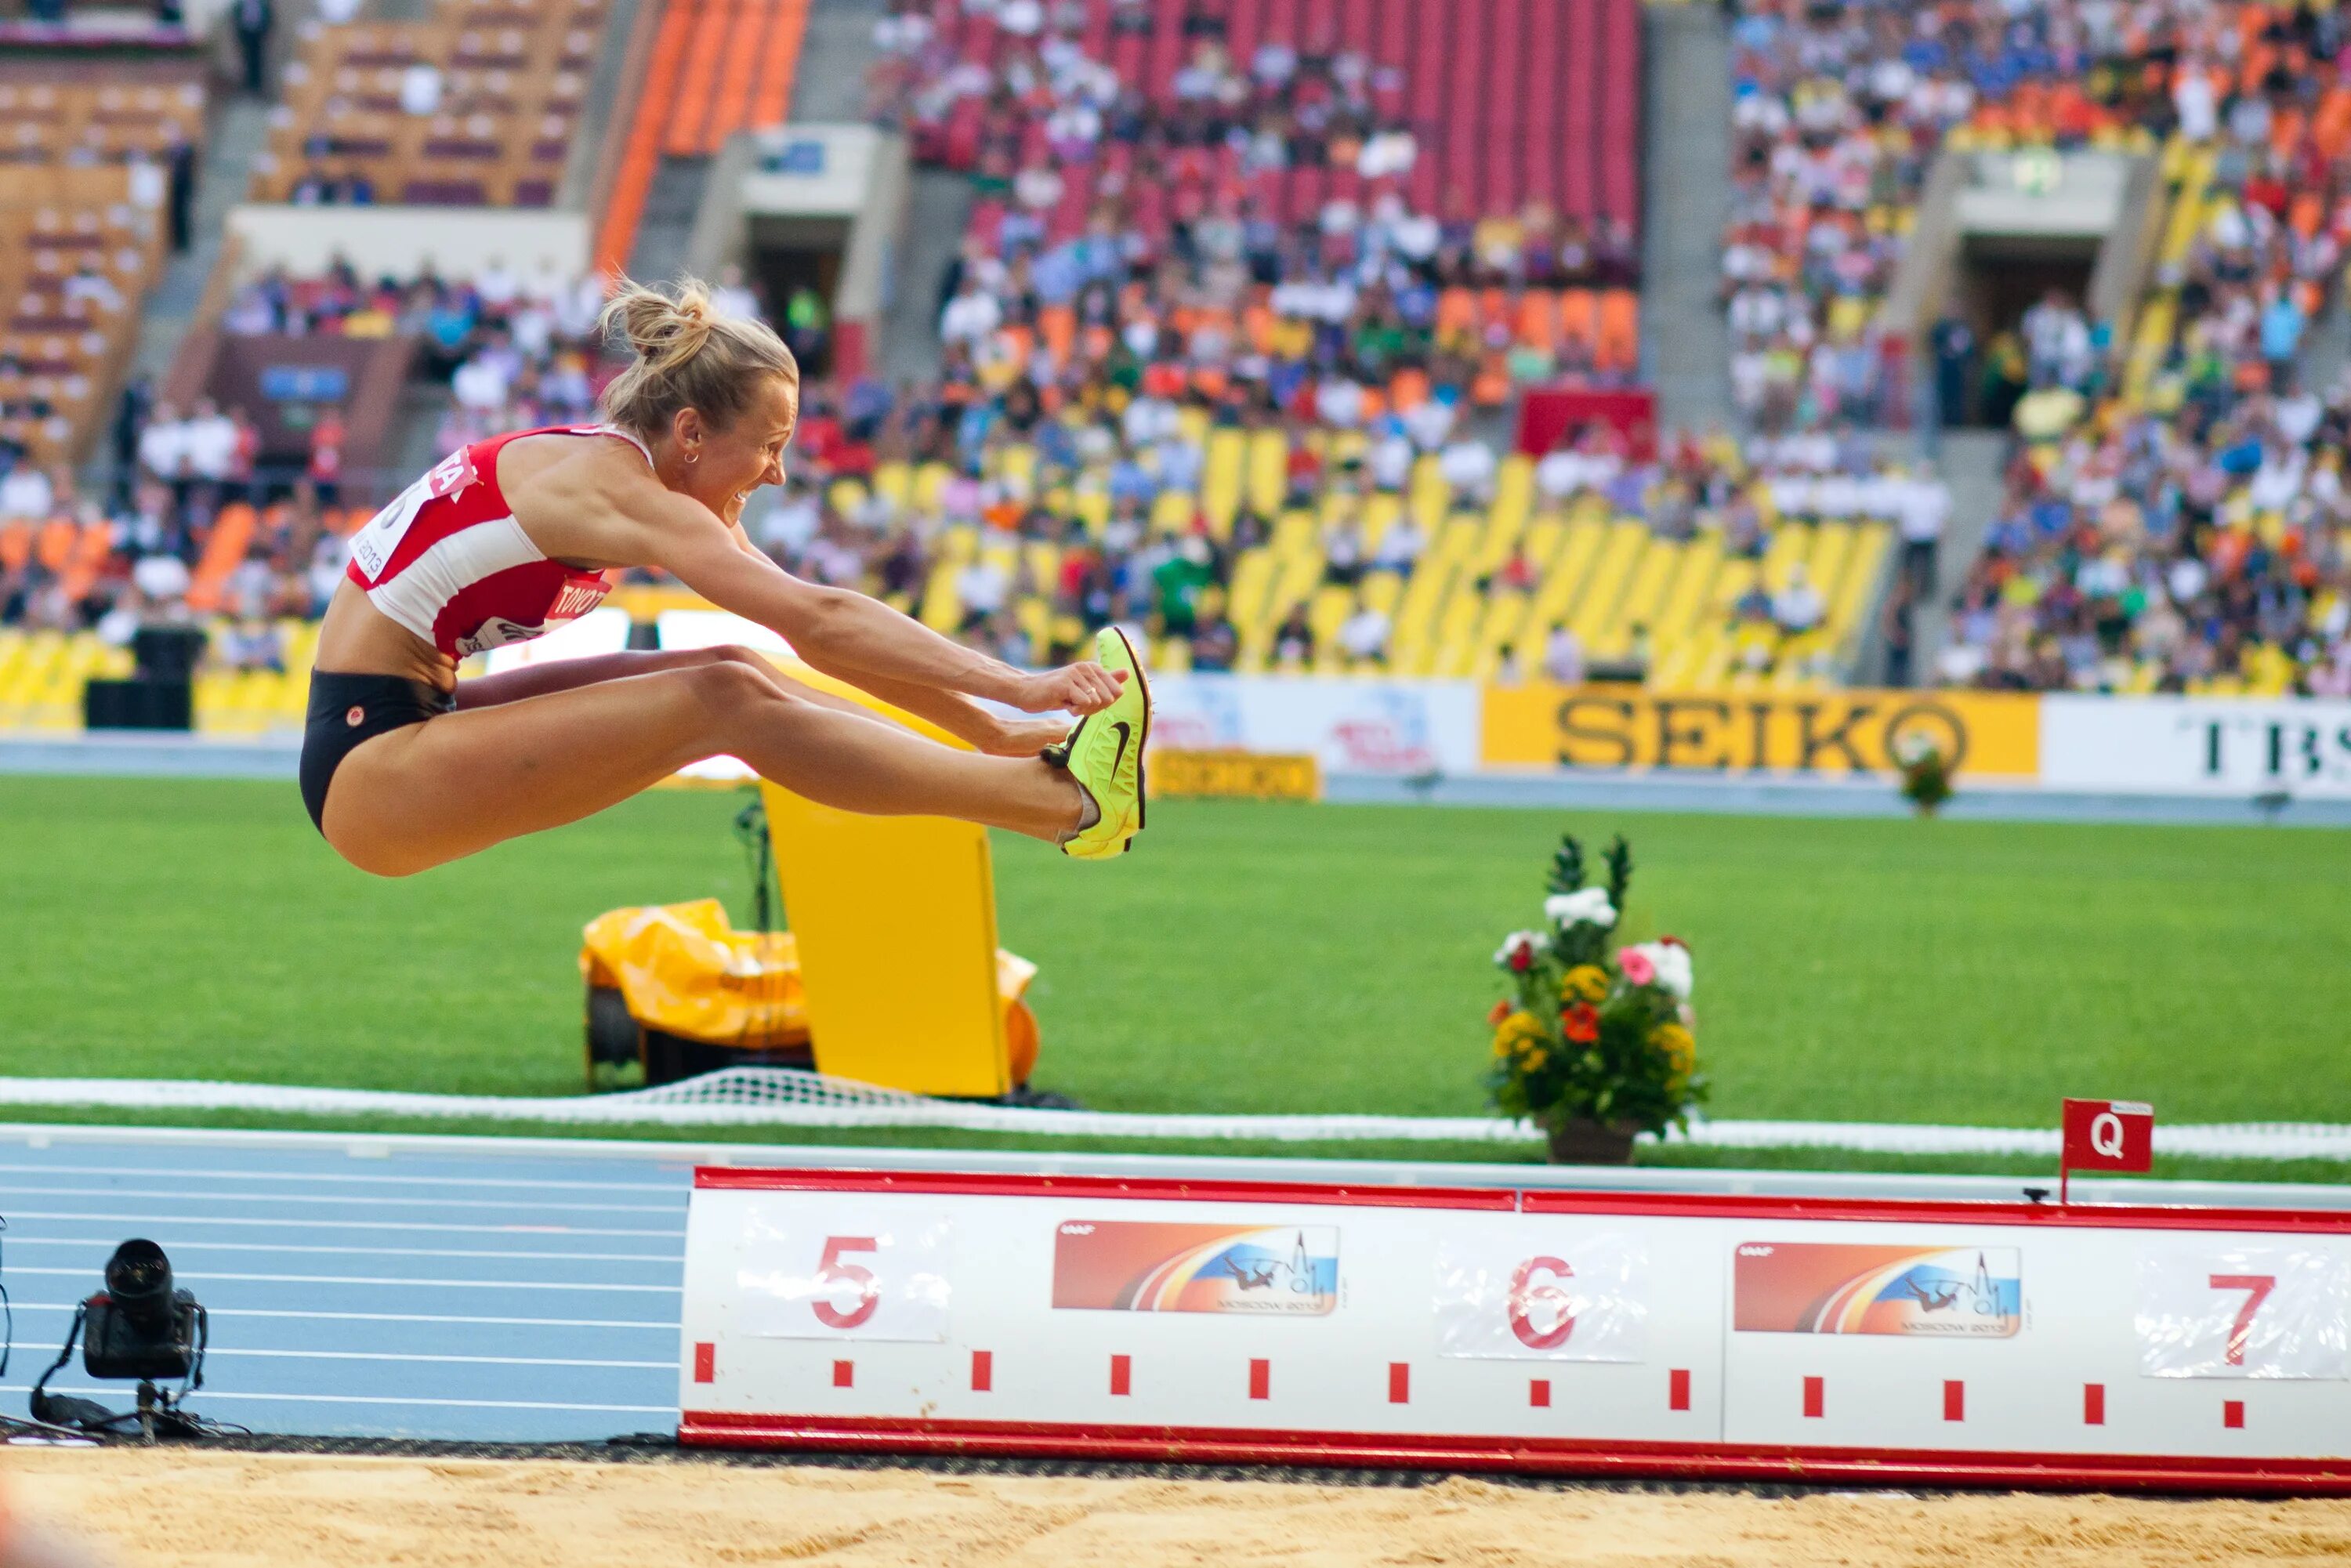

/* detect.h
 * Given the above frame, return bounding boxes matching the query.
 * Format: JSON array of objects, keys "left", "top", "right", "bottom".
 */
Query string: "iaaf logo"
[
  {"left": 1330, "top": 692, "right": 1439, "bottom": 771},
  {"left": 1058, "top": 1222, "right": 1096, "bottom": 1236},
  {"left": 1737, "top": 1244, "right": 1774, "bottom": 1258}
]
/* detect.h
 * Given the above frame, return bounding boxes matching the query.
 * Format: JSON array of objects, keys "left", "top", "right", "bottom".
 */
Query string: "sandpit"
[{"left": 14, "top": 1447, "right": 2351, "bottom": 1566}]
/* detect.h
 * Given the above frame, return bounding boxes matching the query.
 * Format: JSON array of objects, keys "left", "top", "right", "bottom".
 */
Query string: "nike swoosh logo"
[{"left": 1108, "top": 721, "right": 1132, "bottom": 777}]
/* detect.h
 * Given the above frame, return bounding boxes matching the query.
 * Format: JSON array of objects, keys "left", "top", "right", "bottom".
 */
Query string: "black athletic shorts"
[{"left": 299, "top": 671, "right": 456, "bottom": 834}]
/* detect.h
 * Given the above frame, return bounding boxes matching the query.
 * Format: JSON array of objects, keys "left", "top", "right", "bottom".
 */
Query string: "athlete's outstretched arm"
[
  {"left": 650, "top": 500, "right": 1123, "bottom": 715},
  {"left": 718, "top": 524, "right": 1067, "bottom": 755}
]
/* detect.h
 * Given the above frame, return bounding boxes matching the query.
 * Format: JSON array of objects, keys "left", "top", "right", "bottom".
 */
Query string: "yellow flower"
[
  {"left": 1563, "top": 965, "right": 1611, "bottom": 1004},
  {"left": 1650, "top": 1022, "right": 1696, "bottom": 1074},
  {"left": 1492, "top": 1009, "right": 1546, "bottom": 1060},
  {"left": 1522, "top": 1048, "right": 1549, "bottom": 1072}
]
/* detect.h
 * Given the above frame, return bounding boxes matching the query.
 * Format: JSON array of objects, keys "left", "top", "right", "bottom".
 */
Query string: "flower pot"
[{"left": 1545, "top": 1116, "right": 1640, "bottom": 1165}]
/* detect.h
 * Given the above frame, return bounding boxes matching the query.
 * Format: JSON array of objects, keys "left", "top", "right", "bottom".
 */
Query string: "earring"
[{"left": 687, "top": 451, "right": 700, "bottom": 464}]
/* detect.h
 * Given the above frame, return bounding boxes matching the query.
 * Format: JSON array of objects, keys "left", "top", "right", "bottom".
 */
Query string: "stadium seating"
[
  {"left": 0, "top": 68, "right": 196, "bottom": 468},
  {"left": 253, "top": 0, "right": 607, "bottom": 207},
  {"left": 592, "top": 0, "right": 813, "bottom": 274},
  {"left": 828, "top": 439, "right": 1888, "bottom": 686}
]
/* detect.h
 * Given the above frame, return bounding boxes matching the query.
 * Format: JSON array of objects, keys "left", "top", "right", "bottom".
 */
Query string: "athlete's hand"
[
  {"left": 1011, "top": 661, "right": 1127, "bottom": 715},
  {"left": 981, "top": 715, "right": 1074, "bottom": 757}
]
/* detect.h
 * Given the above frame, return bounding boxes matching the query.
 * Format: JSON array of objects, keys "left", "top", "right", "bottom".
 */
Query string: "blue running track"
[{"left": 0, "top": 1128, "right": 690, "bottom": 1442}]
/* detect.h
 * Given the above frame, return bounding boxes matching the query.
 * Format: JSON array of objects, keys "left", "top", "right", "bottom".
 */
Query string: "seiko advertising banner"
[{"left": 1479, "top": 685, "right": 2043, "bottom": 779}]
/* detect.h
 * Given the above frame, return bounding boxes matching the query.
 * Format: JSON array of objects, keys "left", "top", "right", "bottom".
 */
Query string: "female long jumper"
[{"left": 298, "top": 277, "right": 1148, "bottom": 876}]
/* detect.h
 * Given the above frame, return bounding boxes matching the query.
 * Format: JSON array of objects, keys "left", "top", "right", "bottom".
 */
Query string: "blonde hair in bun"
[{"left": 596, "top": 273, "right": 798, "bottom": 439}]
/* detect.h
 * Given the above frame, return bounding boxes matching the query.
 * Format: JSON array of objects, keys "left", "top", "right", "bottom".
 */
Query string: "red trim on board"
[
  {"left": 1109, "top": 1355, "right": 1132, "bottom": 1397},
  {"left": 2085, "top": 1384, "right": 2105, "bottom": 1425},
  {"left": 690, "top": 1167, "right": 2351, "bottom": 1234},
  {"left": 1943, "top": 1381, "right": 1965, "bottom": 1422},
  {"left": 1668, "top": 1369, "right": 1690, "bottom": 1411},
  {"left": 675, "top": 1412, "right": 2351, "bottom": 1496},
  {"left": 831, "top": 1360, "right": 853, "bottom": 1389},
  {"left": 970, "top": 1351, "right": 992, "bottom": 1393},
  {"left": 1388, "top": 1363, "right": 1410, "bottom": 1405},
  {"left": 2226, "top": 1400, "right": 2246, "bottom": 1430},
  {"left": 690, "top": 1168, "right": 1514, "bottom": 1211},
  {"left": 1249, "top": 1359, "right": 1270, "bottom": 1400},
  {"left": 692, "top": 1342, "right": 714, "bottom": 1385},
  {"left": 1529, "top": 1380, "right": 1550, "bottom": 1409},
  {"left": 1802, "top": 1377, "right": 1824, "bottom": 1419}
]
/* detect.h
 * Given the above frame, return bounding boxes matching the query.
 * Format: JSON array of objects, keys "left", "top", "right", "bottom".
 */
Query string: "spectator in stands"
[
  {"left": 232, "top": 0, "right": 273, "bottom": 96},
  {"left": 137, "top": 401, "right": 191, "bottom": 504},
  {"left": 0, "top": 456, "right": 53, "bottom": 523},
  {"left": 1770, "top": 565, "right": 1824, "bottom": 637},
  {"left": 1882, "top": 577, "right": 1917, "bottom": 689},
  {"left": 1337, "top": 601, "right": 1390, "bottom": 667},
  {"left": 1270, "top": 601, "right": 1315, "bottom": 668},
  {"left": 710, "top": 265, "right": 762, "bottom": 323},
  {"left": 1542, "top": 623, "right": 1585, "bottom": 686},
  {"left": 109, "top": 376, "right": 150, "bottom": 509},
  {"left": 1190, "top": 603, "right": 1238, "bottom": 672},
  {"left": 1372, "top": 510, "right": 1425, "bottom": 572}
]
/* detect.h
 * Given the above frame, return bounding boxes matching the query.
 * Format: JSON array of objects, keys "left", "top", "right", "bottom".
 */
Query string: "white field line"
[
  {"left": 9, "top": 1184, "right": 684, "bottom": 1214},
  {"left": 3, "top": 1265, "right": 679, "bottom": 1291},
  {"left": 7, "top": 1237, "right": 683, "bottom": 1264},
  {"left": 3, "top": 1210, "right": 682, "bottom": 1237},
  {"left": 0, "top": 1387, "right": 672, "bottom": 1414},
  {"left": 5, "top": 1303, "right": 676, "bottom": 1329},
  {"left": 0, "top": 1161, "right": 680, "bottom": 1193},
  {"left": 197, "top": 1349, "right": 675, "bottom": 1369},
  {"left": 0, "top": 1077, "right": 2343, "bottom": 1160}
]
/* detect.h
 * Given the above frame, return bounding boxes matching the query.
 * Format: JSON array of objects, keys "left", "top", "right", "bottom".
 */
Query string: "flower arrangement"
[
  {"left": 1487, "top": 831, "right": 1704, "bottom": 1163},
  {"left": 1893, "top": 730, "right": 1954, "bottom": 816}
]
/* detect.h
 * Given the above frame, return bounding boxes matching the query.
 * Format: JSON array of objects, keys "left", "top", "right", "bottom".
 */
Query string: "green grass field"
[{"left": 3, "top": 775, "right": 2347, "bottom": 1179}]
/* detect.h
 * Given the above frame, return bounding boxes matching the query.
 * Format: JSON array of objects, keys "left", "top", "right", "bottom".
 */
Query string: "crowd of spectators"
[{"left": 1726, "top": 0, "right": 2351, "bottom": 692}]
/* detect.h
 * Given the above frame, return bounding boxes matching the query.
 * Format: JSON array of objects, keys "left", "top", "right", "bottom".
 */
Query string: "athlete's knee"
[
  {"left": 683, "top": 653, "right": 808, "bottom": 727},
  {"left": 696, "top": 643, "right": 778, "bottom": 675}
]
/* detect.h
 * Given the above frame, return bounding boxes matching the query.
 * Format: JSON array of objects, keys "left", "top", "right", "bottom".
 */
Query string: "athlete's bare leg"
[{"left": 321, "top": 650, "right": 1087, "bottom": 876}]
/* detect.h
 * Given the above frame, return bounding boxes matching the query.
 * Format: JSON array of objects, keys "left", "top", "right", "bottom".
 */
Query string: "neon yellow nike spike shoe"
[{"left": 1046, "top": 625, "right": 1150, "bottom": 859}]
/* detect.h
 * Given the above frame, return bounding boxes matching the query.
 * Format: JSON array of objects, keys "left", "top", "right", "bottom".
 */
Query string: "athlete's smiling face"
[{"left": 670, "top": 375, "right": 799, "bottom": 527}]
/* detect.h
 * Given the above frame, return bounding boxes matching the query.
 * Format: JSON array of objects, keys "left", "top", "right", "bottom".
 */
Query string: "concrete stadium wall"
[{"left": 223, "top": 205, "right": 593, "bottom": 284}]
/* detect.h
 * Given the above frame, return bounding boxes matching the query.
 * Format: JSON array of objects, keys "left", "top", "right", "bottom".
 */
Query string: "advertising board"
[{"left": 679, "top": 1170, "right": 2351, "bottom": 1491}]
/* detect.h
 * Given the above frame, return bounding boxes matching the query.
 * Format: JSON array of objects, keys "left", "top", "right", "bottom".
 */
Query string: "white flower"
[
  {"left": 1543, "top": 887, "right": 1619, "bottom": 929},
  {"left": 1892, "top": 730, "right": 1940, "bottom": 767},
  {"left": 1492, "top": 929, "right": 1551, "bottom": 968},
  {"left": 1625, "top": 940, "right": 1694, "bottom": 1001}
]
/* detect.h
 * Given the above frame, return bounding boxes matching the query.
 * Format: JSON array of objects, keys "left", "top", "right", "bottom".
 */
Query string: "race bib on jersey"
[{"left": 349, "top": 446, "right": 478, "bottom": 583}]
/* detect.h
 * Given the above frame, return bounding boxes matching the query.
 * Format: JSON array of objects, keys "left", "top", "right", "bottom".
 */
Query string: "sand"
[{"left": 13, "top": 1447, "right": 2351, "bottom": 1567}]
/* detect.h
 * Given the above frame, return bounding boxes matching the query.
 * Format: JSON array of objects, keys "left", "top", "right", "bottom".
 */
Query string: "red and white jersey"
[{"left": 345, "top": 424, "right": 647, "bottom": 658}]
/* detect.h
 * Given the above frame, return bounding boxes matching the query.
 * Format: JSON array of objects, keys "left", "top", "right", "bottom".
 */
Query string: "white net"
[{"left": 0, "top": 1070, "right": 2343, "bottom": 1158}]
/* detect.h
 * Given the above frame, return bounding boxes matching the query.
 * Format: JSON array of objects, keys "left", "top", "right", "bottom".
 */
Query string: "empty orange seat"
[
  {"left": 1596, "top": 289, "right": 1639, "bottom": 373},
  {"left": 1516, "top": 289, "right": 1559, "bottom": 351},
  {"left": 1558, "top": 288, "right": 1598, "bottom": 349},
  {"left": 185, "top": 502, "right": 257, "bottom": 614},
  {"left": 34, "top": 517, "right": 75, "bottom": 572}
]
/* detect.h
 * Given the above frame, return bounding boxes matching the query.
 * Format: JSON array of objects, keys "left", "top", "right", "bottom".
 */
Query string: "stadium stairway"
[
  {"left": 882, "top": 168, "right": 971, "bottom": 382},
  {"left": 1901, "top": 427, "right": 2006, "bottom": 683},
  {"left": 126, "top": 99, "right": 273, "bottom": 386},
  {"left": 1637, "top": 0, "right": 1733, "bottom": 434}
]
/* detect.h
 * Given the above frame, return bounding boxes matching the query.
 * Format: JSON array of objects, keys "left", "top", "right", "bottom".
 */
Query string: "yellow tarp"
[{"left": 580, "top": 899, "right": 1040, "bottom": 1080}]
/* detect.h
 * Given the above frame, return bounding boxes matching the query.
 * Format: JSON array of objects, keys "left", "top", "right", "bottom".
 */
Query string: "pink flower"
[{"left": 1618, "top": 948, "right": 1656, "bottom": 987}]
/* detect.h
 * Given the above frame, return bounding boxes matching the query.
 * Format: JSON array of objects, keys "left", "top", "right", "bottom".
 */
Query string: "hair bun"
[
  {"left": 603, "top": 277, "right": 719, "bottom": 375},
  {"left": 593, "top": 271, "right": 799, "bottom": 444}
]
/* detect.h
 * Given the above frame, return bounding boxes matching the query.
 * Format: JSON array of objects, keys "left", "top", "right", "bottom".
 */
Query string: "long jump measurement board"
[{"left": 676, "top": 1168, "right": 2351, "bottom": 1493}]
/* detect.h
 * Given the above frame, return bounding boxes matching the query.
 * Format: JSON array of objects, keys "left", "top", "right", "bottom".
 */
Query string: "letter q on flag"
[{"left": 2062, "top": 1097, "right": 2154, "bottom": 1174}]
